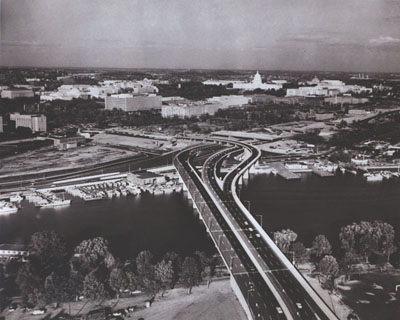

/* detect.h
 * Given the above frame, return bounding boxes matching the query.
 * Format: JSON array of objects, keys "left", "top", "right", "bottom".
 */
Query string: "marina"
[{"left": 0, "top": 168, "right": 183, "bottom": 212}]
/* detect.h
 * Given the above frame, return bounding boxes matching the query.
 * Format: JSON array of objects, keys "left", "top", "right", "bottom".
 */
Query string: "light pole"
[
  {"left": 255, "top": 214, "right": 263, "bottom": 227},
  {"left": 243, "top": 200, "right": 251, "bottom": 212}
]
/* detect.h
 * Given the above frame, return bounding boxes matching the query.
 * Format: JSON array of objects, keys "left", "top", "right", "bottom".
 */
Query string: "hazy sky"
[{"left": 1, "top": 0, "right": 400, "bottom": 72}]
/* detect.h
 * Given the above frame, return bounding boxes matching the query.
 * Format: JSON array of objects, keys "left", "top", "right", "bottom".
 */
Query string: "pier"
[
  {"left": 268, "top": 162, "right": 301, "bottom": 180},
  {"left": 312, "top": 167, "right": 335, "bottom": 177}
]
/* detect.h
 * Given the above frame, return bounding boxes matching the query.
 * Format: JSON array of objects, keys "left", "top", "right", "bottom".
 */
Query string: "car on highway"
[
  {"left": 276, "top": 306, "right": 283, "bottom": 314},
  {"left": 31, "top": 309, "right": 46, "bottom": 315},
  {"left": 296, "top": 302, "right": 303, "bottom": 309}
]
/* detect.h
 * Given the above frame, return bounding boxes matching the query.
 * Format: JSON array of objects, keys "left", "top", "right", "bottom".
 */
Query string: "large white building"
[
  {"left": 105, "top": 94, "right": 162, "bottom": 112},
  {"left": 203, "top": 72, "right": 284, "bottom": 91},
  {"left": 162, "top": 102, "right": 222, "bottom": 118},
  {"left": 10, "top": 113, "right": 47, "bottom": 132},
  {"left": 207, "top": 95, "right": 251, "bottom": 108},
  {"left": 41, "top": 79, "right": 159, "bottom": 101},
  {"left": 232, "top": 72, "right": 283, "bottom": 91},
  {"left": 287, "top": 78, "right": 372, "bottom": 97},
  {"left": 1, "top": 89, "right": 34, "bottom": 99}
]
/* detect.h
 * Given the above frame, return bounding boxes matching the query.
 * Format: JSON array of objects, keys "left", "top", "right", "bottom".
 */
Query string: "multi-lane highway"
[
  {"left": 174, "top": 140, "right": 339, "bottom": 320},
  {"left": 175, "top": 145, "right": 288, "bottom": 320}
]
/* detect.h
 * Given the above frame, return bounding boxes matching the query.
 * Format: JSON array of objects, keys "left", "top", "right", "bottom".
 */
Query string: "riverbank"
[{"left": 2, "top": 279, "right": 246, "bottom": 320}]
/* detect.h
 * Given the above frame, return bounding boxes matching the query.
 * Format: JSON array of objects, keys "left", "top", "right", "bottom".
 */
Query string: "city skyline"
[{"left": 1, "top": 0, "right": 400, "bottom": 72}]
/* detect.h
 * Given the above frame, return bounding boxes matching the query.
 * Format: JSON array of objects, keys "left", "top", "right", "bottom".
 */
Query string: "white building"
[
  {"left": 105, "top": 94, "right": 162, "bottom": 112},
  {"left": 0, "top": 244, "right": 28, "bottom": 260},
  {"left": 1, "top": 89, "right": 34, "bottom": 99},
  {"left": 288, "top": 78, "right": 372, "bottom": 97},
  {"left": 162, "top": 102, "right": 222, "bottom": 118},
  {"left": 207, "top": 95, "right": 251, "bottom": 108},
  {"left": 232, "top": 72, "right": 283, "bottom": 91},
  {"left": 41, "top": 79, "right": 159, "bottom": 101},
  {"left": 10, "top": 113, "right": 47, "bottom": 132}
]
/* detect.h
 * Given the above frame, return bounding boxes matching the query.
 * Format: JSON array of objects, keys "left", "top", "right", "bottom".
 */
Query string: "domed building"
[{"left": 233, "top": 71, "right": 283, "bottom": 91}]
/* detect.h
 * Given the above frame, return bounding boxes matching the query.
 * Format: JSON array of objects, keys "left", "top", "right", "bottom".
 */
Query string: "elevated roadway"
[{"left": 174, "top": 138, "right": 339, "bottom": 320}]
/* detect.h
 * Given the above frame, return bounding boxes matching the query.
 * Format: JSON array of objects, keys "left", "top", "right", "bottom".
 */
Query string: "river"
[
  {"left": 0, "top": 191, "right": 215, "bottom": 260},
  {"left": 240, "top": 172, "right": 400, "bottom": 250},
  {"left": 1, "top": 172, "right": 399, "bottom": 259}
]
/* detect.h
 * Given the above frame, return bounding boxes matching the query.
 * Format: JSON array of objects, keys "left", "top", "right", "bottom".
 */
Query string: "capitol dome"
[{"left": 252, "top": 71, "right": 262, "bottom": 85}]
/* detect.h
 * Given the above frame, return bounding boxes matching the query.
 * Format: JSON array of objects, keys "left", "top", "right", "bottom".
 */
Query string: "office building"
[
  {"left": 161, "top": 102, "right": 222, "bottom": 118},
  {"left": 10, "top": 113, "right": 47, "bottom": 132},
  {"left": 207, "top": 95, "right": 251, "bottom": 108},
  {"left": 1, "top": 89, "right": 34, "bottom": 99},
  {"left": 105, "top": 94, "right": 162, "bottom": 111}
]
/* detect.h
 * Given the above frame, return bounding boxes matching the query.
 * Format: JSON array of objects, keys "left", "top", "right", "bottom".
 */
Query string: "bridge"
[{"left": 173, "top": 139, "right": 339, "bottom": 320}]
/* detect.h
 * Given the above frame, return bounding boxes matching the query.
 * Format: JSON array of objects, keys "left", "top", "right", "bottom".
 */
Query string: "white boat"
[
  {"left": 365, "top": 173, "right": 383, "bottom": 182},
  {"left": 0, "top": 201, "right": 19, "bottom": 215},
  {"left": 39, "top": 199, "right": 71, "bottom": 208},
  {"left": 9, "top": 194, "right": 24, "bottom": 203}
]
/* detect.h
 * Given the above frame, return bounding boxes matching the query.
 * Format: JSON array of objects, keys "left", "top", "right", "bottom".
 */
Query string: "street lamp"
[
  {"left": 243, "top": 200, "right": 251, "bottom": 212},
  {"left": 255, "top": 214, "right": 263, "bottom": 227}
]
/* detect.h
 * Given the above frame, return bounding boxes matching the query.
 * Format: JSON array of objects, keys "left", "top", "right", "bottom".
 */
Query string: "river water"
[
  {"left": 1, "top": 173, "right": 399, "bottom": 259},
  {"left": 240, "top": 172, "right": 400, "bottom": 250},
  {"left": 0, "top": 192, "right": 215, "bottom": 260}
]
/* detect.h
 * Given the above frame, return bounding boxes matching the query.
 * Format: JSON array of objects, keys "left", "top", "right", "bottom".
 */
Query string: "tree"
[
  {"left": 311, "top": 235, "right": 332, "bottom": 262},
  {"left": 136, "top": 250, "right": 155, "bottom": 280},
  {"left": 163, "top": 251, "right": 182, "bottom": 286},
  {"left": 273, "top": 229, "right": 298, "bottom": 253},
  {"left": 109, "top": 268, "right": 128, "bottom": 297},
  {"left": 290, "top": 242, "right": 309, "bottom": 266},
  {"left": 318, "top": 255, "right": 339, "bottom": 291},
  {"left": 340, "top": 221, "right": 397, "bottom": 264},
  {"left": 16, "top": 263, "right": 45, "bottom": 307},
  {"left": 194, "top": 251, "right": 210, "bottom": 272},
  {"left": 73, "top": 237, "right": 115, "bottom": 273},
  {"left": 339, "top": 251, "right": 359, "bottom": 281},
  {"left": 29, "top": 231, "right": 67, "bottom": 275},
  {"left": 154, "top": 260, "right": 174, "bottom": 297},
  {"left": 44, "top": 272, "right": 73, "bottom": 307},
  {"left": 83, "top": 273, "right": 107, "bottom": 302},
  {"left": 179, "top": 257, "right": 201, "bottom": 294},
  {"left": 201, "top": 266, "right": 213, "bottom": 288},
  {"left": 371, "top": 221, "right": 397, "bottom": 263},
  {"left": 339, "top": 222, "right": 375, "bottom": 263}
]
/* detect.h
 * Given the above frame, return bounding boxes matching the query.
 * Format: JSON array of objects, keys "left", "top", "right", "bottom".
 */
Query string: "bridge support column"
[
  {"left": 238, "top": 175, "right": 243, "bottom": 185},
  {"left": 243, "top": 169, "right": 249, "bottom": 180}
]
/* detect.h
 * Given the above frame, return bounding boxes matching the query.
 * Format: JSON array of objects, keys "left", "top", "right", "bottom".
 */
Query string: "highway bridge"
[{"left": 174, "top": 139, "right": 339, "bottom": 320}]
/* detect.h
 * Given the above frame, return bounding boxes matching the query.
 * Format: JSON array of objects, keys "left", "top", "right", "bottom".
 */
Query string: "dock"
[
  {"left": 312, "top": 167, "right": 334, "bottom": 177},
  {"left": 268, "top": 162, "right": 300, "bottom": 180}
]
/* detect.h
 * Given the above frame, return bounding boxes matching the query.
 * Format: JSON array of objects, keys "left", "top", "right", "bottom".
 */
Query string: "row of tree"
[
  {"left": 273, "top": 220, "right": 397, "bottom": 290},
  {"left": 15, "top": 231, "right": 216, "bottom": 308}
]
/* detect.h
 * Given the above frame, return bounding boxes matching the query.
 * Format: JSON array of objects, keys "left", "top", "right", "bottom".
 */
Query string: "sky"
[{"left": 1, "top": 0, "right": 400, "bottom": 72}]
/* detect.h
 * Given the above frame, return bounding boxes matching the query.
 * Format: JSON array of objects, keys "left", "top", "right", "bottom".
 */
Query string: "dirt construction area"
[{"left": 0, "top": 145, "right": 137, "bottom": 177}]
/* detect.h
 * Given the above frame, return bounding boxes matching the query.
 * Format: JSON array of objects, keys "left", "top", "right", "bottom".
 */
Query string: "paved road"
[
  {"left": 202, "top": 141, "right": 338, "bottom": 320},
  {"left": 175, "top": 145, "right": 288, "bottom": 320}
]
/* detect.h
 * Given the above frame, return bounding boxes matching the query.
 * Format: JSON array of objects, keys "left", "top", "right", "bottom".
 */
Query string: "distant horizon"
[
  {"left": 1, "top": 64, "right": 399, "bottom": 76},
  {"left": 2, "top": 0, "right": 400, "bottom": 73}
]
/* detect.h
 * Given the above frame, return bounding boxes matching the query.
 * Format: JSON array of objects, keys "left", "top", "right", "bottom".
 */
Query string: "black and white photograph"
[{"left": 0, "top": 1, "right": 400, "bottom": 319}]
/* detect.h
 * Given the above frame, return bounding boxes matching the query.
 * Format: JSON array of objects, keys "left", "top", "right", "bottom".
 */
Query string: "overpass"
[{"left": 173, "top": 139, "right": 339, "bottom": 320}]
